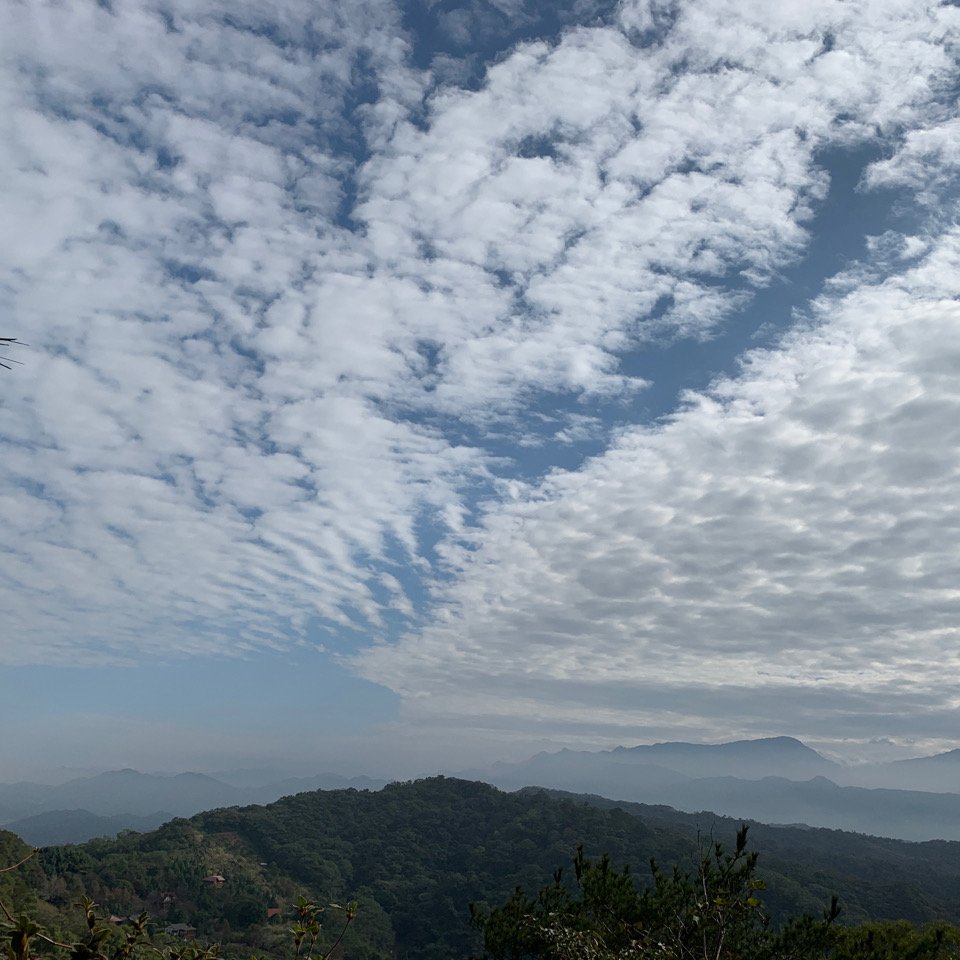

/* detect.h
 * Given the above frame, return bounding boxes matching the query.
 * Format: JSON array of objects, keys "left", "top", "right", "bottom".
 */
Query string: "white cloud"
[
  {"left": 864, "top": 116, "right": 960, "bottom": 200},
  {"left": 1, "top": 0, "right": 958, "bottom": 701},
  {"left": 0, "top": 0, "right": 459, "bottom": 662},
  {"left": 353, "top": 0, "right": 957, "bottom": 411},
  {"left": 355, "top": 226, "right": 960, "bottom": 748}
]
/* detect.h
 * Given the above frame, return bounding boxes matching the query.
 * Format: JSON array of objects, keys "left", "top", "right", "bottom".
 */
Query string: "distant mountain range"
[
  {"left": 5, "top": 737, "right": 960, "bottom": 846},
  {"left": 471, "top": 737, "right": 960, "bottom": 791},
  {"left": 5, "top": 808, "right": 174, "bottom": 846},
  {"left": 610, "top": 736, "right": 845, "bottom": 781},
  {"left": 854, "top": 749, "right": 960, "bottom": 793},
  {"left": 461, "top": 736, "right": 960, "bottom": 841},
  {"left": 0, "top": 770, "right": 387, "bottom": 844}
]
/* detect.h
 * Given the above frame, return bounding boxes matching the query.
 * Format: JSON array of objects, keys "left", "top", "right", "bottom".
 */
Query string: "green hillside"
[{"left": 5, "top": 778, "right": 960, "bottom": 959}]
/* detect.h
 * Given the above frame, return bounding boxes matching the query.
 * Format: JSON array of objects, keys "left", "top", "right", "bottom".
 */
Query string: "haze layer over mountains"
[
  {"left": 0, "top": 770, "right": 386, "bottom": 845},
  {"left": 467, "top": 737, "right": 960, "bottom": 842},
  {"left": 4, "top": 737, "right": 960, "bottom": 846},
  {"left": 474, "top": 736, "right": 960, "bottom": 791}
]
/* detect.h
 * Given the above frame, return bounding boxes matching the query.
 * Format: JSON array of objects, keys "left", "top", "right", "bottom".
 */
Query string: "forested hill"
[
  {"left": 524, "top": 787, "right": 960, "bottom": 924},
  {"left": 10, "top": 778, "right": 960, "bottom": 960}
]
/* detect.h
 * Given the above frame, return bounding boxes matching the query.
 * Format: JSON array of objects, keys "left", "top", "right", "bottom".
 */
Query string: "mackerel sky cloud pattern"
[{"left": 2, "top": 0, "right": 960, "bottom": 764}]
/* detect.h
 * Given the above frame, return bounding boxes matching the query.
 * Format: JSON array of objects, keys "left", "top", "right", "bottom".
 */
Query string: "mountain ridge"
[
  {"left": 464, "top": 736, "right": 960, "bottom": 840},
  {"left": 17, "top": 777, "right": 960, "bottom": 960}
]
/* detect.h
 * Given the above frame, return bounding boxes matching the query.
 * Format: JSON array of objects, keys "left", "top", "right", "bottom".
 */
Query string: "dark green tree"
[{"left": 473, "top": 826, "right": 841, "bottom": 960}]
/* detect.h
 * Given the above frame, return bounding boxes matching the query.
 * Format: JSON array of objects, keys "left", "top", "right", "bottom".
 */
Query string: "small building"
[
  {"left": 266, "top": 907, "right": 282, "bottom": 921},
  {"left": 202, "top": 874, "right": 226, "bottom": 887},
  {"left": 163, "top": 924, "right": 197, "bottom": 941}
]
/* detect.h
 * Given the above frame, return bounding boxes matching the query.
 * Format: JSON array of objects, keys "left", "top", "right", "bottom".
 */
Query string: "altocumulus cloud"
[
  {"left": 355, "top": 229, "right": 960, "bottom": 751},
  {"left": 1, "top": 0, "right": 959, "bottom": 751}
]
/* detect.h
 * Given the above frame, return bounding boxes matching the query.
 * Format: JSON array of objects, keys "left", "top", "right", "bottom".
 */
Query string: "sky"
[{"left": 2, "top": 0, "right": 960, "bottom": 780}]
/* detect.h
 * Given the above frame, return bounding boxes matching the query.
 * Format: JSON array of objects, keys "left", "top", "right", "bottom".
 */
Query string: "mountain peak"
[{"left": 615, "top": 736, "right": 827, "bottom": 758}]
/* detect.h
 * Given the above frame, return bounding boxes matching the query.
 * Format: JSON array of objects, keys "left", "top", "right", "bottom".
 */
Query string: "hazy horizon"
[{"left": 2, "top": 732, "right": 955, "bottom": 787}]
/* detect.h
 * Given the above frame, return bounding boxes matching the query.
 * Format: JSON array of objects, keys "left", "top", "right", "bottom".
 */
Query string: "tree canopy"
[{"left": 473, "top": 826, "right": 960, "bottom": 960}]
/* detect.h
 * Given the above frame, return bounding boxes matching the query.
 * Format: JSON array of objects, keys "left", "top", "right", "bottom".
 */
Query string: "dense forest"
[{"left": 3, "top": 778, "right": 960, "bottom": 959}]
